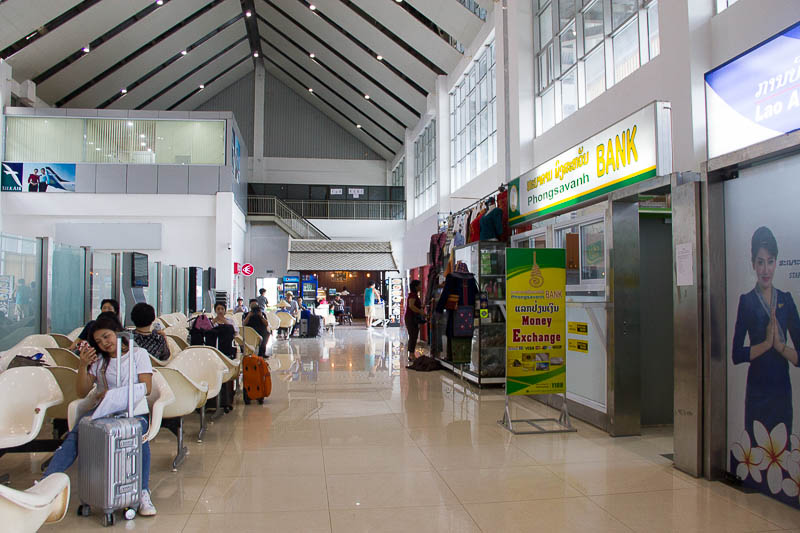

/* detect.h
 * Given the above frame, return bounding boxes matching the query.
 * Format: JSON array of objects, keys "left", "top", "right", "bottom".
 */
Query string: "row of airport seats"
[{"left": 0, "top": 328, "right": 245, "bottom": 530}]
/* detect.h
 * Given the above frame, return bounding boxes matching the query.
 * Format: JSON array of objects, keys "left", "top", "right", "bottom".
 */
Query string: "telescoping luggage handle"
[{"left": 115, "top": 332, "right": 136, "bottom": 419}]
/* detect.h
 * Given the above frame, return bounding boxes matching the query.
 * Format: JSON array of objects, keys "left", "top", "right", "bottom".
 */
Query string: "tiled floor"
[{"left": 4, "top": 327, "right": 800, "bottom": 531}]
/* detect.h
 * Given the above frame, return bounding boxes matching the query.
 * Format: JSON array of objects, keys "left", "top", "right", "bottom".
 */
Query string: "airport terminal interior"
[{"left": 0, "top": 0, "right": 799, "bottom": 531}]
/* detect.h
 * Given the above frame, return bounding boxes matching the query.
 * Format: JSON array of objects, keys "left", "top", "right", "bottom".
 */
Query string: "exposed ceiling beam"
[{"left": 240, "top": 0, "right": 261, "bottom": 61}]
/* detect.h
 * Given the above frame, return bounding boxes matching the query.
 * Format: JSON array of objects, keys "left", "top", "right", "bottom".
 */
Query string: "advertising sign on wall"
[
  {"left": 725, "top": 152, "right": 800, "bottom": 509},
  {"left": 1, "top": 163, "right": 76, "bottom": 192},
  {"left": 508, "top": 104, "right": 664, "bottom": 225},
  {"left": 506, "top": 248, "right": 566, "bottom": 395},
  {"left": 231, "top": 130, "right": 241, "bottom": 184},
  {"left": 706, "top": 22, "right": 800, "bottom": 159},
  {"left": 387, "top": 277, "right": 404, "bottom": 327}
]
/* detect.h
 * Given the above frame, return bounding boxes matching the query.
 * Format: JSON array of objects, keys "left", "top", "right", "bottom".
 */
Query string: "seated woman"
[
  {"left": 69, "top": 299, "right": 120, "bottom": 352},
  {"left": 42, "top": 313, "right": 156, "bottom": 516},
  {"left": 243, "top": 299, "right": 270, "bottom": 354},
  {"left": 131, "top": 302, "right": 170, "bottom": 361},
  {"left": 332, "top": 295, "right": 345, "bottom": 323}
]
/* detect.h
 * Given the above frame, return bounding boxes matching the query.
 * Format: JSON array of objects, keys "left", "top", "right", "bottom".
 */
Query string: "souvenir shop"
[{"left": 410, "top": 185, "right": 510, "bottom": 386}]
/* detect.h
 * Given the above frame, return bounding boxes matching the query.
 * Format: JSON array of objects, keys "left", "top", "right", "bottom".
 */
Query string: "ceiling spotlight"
[
  {"left": 127, "top": 121, "right": 133, "bottom": 126},
  {"left": 308, "top": 88, "right": 314, "bottom": 92},
  {"left": 356, "top": 124, "right": 362, "bottom": 128},
  {"left": 253, "top": 51, "right": 259, "bottom": 57},
  {"left": 82, "top": 45, "right": 90, "bottom": 53},
  {"left": 309, "top": 52, "right": 315, "bottom": 58},
  {"left": 395, "top": 0, "right": 402, "bottom": 3},
  {"left": 376, "top": 55, "right": 382, "bottom": 61},
  {"left": 121, "top": 88, "right": 127, "bottom": 94},
  {"left": 245, "top": 10, "right": 252, "bottom": 17},
  {"left": 156, "top": 0, "right": 163, "bottom": 5},
  {"left": 199, "top": 84, "right": 205, "bottom": 89},
  {"left": 364, "top": 94, "right": 370, "bottom": 100},
  {"left": 309, "top": 4, "right": 316, "bottom": 10},
  {"left": 181, "top": 50, "right": 187, "bottom": 56}
]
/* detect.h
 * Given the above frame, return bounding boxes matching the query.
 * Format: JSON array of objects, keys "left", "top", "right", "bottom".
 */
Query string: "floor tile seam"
[
  {"left": 182, "top": 418, "right": 233, "bottom": 519},
  {"left": 711, "top": 491, "right": 800, "bottom": 530},
  {"left": 581, "top": 493, "right": 638, "bottom": 532},
  {"left": 318, "top": 400, "right": 335, "bottom": 533}
]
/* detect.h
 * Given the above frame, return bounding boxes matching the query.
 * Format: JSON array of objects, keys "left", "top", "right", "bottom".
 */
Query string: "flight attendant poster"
[
  {"left": 725, "top": 152, "right": 800, "bottom": 509},
  {"left": 1, "top": 162, "right": 76, "bottom": 192}
]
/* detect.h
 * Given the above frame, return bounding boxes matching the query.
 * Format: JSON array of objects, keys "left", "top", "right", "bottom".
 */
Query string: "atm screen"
[{"left": 132, "top": 252, "right": 149, "bottom": 287}]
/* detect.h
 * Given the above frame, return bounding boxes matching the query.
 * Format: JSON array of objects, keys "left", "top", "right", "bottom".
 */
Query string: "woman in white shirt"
[{"left": 42, "top": 314, "right": 157, "bottom": 517}]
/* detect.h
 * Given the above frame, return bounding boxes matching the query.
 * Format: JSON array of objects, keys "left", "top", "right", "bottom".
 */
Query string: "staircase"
[{"left": 247, "top": 195, "right": 329, "bottom": 240}]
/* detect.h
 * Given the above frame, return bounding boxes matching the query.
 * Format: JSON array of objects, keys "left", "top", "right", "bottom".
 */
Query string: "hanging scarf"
[{"left": 755, "top": 285, "right": 786, "bottom": 345}]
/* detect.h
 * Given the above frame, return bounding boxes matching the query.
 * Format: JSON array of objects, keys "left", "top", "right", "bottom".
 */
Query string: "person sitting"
[
  {"left": 69, "top": 299, "right": 120, "bottom": 352},
  {"left": 211, "top": 302, "right": 239, "bottom": 358},
  {"left": 233, "top": 297, "right": 247, "bottom": 313},
  {"left": 131, "top": 303, "right": 170, "bottom": 361},
  {"left": 243, "top": 299, "right": 270, "bottom": 354},
  {"left": 42, "top": 313, "right": 156, "bottom": 516}
]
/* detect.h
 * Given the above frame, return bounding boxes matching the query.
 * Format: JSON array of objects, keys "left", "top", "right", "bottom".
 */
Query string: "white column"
[
  {"left": 215, "top": 192, "right": 246, "bottom": 304},
  {"left": 253, "top": 60, "right": 266, "bottom": 161},
  {"left": 435, "top": 75, "right": 451, "bottom": 214}
]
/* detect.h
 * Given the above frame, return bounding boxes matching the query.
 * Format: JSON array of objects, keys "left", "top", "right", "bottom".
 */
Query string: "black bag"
[
  {"left": 8, "top": 354, "right": 49, "bottom": 368},
  {"left": 406, "top": 355, "right": 442, "bottom": 372},
  {"left": 303, "top": 315, "right": 322, "bottom": 338}
]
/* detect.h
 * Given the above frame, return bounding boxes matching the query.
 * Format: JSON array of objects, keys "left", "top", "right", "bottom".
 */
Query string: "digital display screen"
[{"left": 132, "top": 252, "right": 149, "bottom": 288}]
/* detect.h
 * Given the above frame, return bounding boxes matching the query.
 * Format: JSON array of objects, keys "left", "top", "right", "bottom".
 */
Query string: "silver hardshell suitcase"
[{"left": 77, "top": 333, "right": 142, "bottom": 527}]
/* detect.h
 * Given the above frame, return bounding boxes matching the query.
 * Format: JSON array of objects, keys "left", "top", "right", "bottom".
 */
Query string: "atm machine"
[
  {"left": 188, "top": 267, "right": 203, "bottom": 313},
  {"left": 121, "top": 252, "right": 149, "bottom": 327},
  {"left": 203, "top": 267, "right": 216, "bottom": 312},
  {"left": 300, "top": 274, "right": 318, "bottom": 305}
]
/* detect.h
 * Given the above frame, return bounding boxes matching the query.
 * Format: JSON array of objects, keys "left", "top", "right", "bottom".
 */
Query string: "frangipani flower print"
[
  {"left": 754, "top": 421, "right": 788, "bottom": 494},
  {"left": 783, "top": 456, "right": 800, "bottom": 506},
  {"left": 790, "top": 434, "right": 800, "bottom": 465},
  {"left": 732, "top": 430, "right": 764, "bottom": 483}
]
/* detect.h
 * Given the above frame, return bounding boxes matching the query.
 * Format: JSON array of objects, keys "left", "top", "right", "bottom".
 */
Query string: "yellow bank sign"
[{"left": 508, "top": 103, "right": 668, "bottom": 224}]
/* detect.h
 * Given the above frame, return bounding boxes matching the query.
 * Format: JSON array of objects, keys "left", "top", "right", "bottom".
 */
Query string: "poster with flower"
[{"left": 725, "top": 153, "right": 800, "bottom": 509}]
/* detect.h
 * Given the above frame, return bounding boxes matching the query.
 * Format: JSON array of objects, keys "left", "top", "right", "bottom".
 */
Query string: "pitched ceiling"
[{"left": 0, "top": 0, "right": 490, "bottom": 161}]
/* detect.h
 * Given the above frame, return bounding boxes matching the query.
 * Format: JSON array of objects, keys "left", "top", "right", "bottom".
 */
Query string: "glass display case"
[{"left": 439, "top": 240, "right": 506, "bottom": 386}]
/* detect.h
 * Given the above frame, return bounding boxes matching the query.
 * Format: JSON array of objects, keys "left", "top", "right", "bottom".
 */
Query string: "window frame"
[
  {"left": 553, "top": 215, "right": 606, "bottom": 292},
  {"left": 413, "top": 119, "right": 437, "bottom": 217}
]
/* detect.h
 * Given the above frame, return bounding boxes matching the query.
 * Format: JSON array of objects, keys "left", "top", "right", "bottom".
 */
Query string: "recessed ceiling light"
[
  {"left": 364, "top": 94, "right": 370, "bottom": 100},
  {"left": 395, "top": 0, "right": 402, "bottom": 3},
  {"left": 356, "top": 124, "right": 362, "bottom": 128},
  {"left": 199, "top": 84, "right": 205, "bottom": 89},
  {"left": 376, "top": 55, "right": 382, "bottom": 60},
  {"left": 82, "top": 46, "right": 90, "bottom": 53},
  {"left": 253, "top": 51, "right": 259, "bottom": 57},
  {"left": 309, "top": 4, "right": 316, "bottom": 10},
  {"left": 156, "top": 0, "right": 163, "bottom": 5},
  {"left": 121, "top": 88, "right": 127, "bottom": 94},
  {"left": 181, "top": 50, "right": 187, "bottom": 56},
  {"left": 127, "top": 121, "right": 133, "bottom": 127},
  {"left": 245, "top": 10, "right": 252, "bottom": 17},
  {"left": 308, "top": 88, "right": 314, "bottom": 92},
  {"left": 309, "top": 52, "right": 315, "bottom": 58}
]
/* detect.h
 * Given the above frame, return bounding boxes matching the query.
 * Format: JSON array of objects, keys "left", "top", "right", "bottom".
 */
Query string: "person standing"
[
  {"left": 256, "top": 288, "right": 268, "bottom": 312},
  {"left": 27, "top": 169, "right": 40, "bottom": 192},
  {"left": 364, "top": 281, "right": 376, "bottom": 329},
  {"left": 405, "top": 279, "right": 425, "bottom": 362},
  {"left": 38, "top": 169, "right": 49, "bottom": 192}
]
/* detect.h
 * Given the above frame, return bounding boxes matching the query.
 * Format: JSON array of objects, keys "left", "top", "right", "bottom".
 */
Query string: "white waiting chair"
[
  {"left": 265, "top": 311, "right": 280, "bottom": 332},
  {"left": 12, "top": 335, "right": 59, "bottom": 351},
  {"left": 178, "top": 347, "right": 238, "bottom": 419},
  {"left": 0, "top": 367, "right": 64, "bottom": 449},
  {"left": 46, "top": 348, "right": 80, "bottom": 370},
  {"left": 143, "top": 371, "right": 175, "bottom": 443},
  {"left": 277, "top": 312, "right": 295, "bottom": 337},
  {"left": 66, "top": 327, "right": 84, "bottom": 342},
  {"left": 166, "top": 350, "right": 225, "bottom": 442},
  {"left": 44, "top": 367, "right": 79, "bottom": 432},
  {"left": 0, "top": 346, "right": 58, "bottom": 371},
  {"left": 0, "top": 473, "right": 70, "bottom": 530},
  {"left": 239, "top": 326, "right": 262, "bottom": 356},
  {"left": 157, "top": 367, "right": 208, "bottom": 469}
]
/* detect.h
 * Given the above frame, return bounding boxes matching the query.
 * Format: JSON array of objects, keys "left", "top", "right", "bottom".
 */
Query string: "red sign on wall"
[
  {"left": 241, "top": 263, "right": 254, "bottom": 276},
  {"left": 234, "top": 262, "right": 241, "bottom": 275}
]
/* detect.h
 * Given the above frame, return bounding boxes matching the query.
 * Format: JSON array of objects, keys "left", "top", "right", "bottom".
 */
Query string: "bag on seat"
[{"left": 242, "top": 355, "right": 271, "bottom": 404}]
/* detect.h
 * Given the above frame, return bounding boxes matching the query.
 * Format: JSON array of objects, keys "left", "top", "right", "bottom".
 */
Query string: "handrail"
[
  {"left": 249, "top": 197, "right": 406, "bottom": 221},
  {"left": 246, "top": 196, "right": 329, "bottom": 239}
]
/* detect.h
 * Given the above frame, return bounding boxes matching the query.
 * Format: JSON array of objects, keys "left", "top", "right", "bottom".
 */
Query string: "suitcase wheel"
[
  {"left": 124, "top": 508, "right": 137, "bottom": 520},
  {"left": 102, "top": 512, "right": 115, "bottom": 527},
  {"left": 257, "top": 398, "right": 264, "bottom": 405},
  {"left": 77, "top": 504, "right": 90, "bottom": 517}
]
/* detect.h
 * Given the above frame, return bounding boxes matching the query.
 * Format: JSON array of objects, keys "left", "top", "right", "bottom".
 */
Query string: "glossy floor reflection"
[{"left": 2, "top": 326, "right": 797, "bottom": 531}]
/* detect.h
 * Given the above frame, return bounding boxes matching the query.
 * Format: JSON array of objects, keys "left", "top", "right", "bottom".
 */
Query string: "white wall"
[
  {"left": 250, "top": 157, "right": 388, "bottom": 185},
  {"left": 244, "top": 223, "right": 290, "bottom": 299}
]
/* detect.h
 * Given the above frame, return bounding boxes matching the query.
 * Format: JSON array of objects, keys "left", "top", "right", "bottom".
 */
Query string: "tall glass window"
[
  {"left": 146, "top": 262, "right": 159, "bottom": 317},
  {"left": 535, "top": 0, "right": 660, "bottom": 134},
  {"left": 91, "top": 252, "right": 115, "bottom": 319},
  {"left": 52, "top": 244, "right": 85, "bottom": 335},
  {"left": 176, "top": 268, "right": 186, "bottom": 316},
  {"left": 391, "top": 158, "right": 405, "bottom": 187},
  {"left": 716, "top": 0, "right": 738, "bottom": 13},
  {"left": 414, "top": 120, "right": 437, "bottom": 216},
  {"left": 450, "top": 38, "right": 497, "bottom": 192},
  {"left": 162, "top": 265, "right": 174, "bottom": 315},
  {"left": 5, "top": 117, "right": 226, "bottom": 165},
  {"left": 0, "top": 234, "right": 42, "bottom": 350}
]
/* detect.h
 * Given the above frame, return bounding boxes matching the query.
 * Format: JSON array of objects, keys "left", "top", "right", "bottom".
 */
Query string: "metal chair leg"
[
  {"left": 172, "top": 418, "right": 188, "bottom": 471},
  {"left": 198, "top": 405, "right": 206, "bottom": 442}
]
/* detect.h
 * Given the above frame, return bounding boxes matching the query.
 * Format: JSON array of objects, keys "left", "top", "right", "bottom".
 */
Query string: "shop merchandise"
[
  {"left": 496, "top": 188, "right": 509, "bottom": 241},
  {"left": 436, "top": 271, "right": 479, "bottom": 337},
  {"left": 468, "top": 205, "right": 486, "bottom": 243},
  {"left": 479, "top": 198, "right": 504, "bottom": 241}
]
